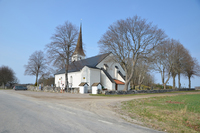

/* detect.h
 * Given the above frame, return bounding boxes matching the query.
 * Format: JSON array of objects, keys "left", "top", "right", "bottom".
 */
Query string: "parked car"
[{"left": 13, "top": 86, "right": 27, "bottom": 90}]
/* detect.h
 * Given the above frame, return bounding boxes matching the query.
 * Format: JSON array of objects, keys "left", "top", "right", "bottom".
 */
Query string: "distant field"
[{"left": 121, "top": 94, "right": 200, "bottom": 133}]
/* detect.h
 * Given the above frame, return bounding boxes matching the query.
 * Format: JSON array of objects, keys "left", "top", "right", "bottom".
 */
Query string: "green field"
[{"left": 121, "top": 94, "right": 200, "bottom": 133}]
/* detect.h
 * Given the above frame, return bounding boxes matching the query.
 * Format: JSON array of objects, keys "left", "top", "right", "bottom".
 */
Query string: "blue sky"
[{"left": 0, "top": 0, "right": 200, "bottom": 88}]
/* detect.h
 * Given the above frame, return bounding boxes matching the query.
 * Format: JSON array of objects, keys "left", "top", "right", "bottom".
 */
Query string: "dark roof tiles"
[
  {"left": 55, "top": 53, "right": 111, "bottom": 75},
  {"left": 72, "top": 25, "right": 85, "bottom": 56},
  {"left": 79, "top": 82, "right": 89, "bottom": 86},
  {"left": 91, "top": 83, "right": 102, "bottom": 86}
]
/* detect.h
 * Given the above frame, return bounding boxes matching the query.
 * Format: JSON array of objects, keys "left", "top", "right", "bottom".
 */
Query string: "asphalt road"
[{"left": 0, "top": 90, "right": 162, "bottom": 133}]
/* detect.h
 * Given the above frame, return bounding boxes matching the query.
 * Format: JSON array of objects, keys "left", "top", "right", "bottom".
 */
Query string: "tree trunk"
[
  {"left": 2, "top": 82, "right": 4, "bottom": 89},
  {"left": 124, "top": 81, "right": 129, "bottom": 91},
  {"left": 65, "top": 46, "right": 70, "bottom": 92},
  {"left": 36, "top": 73, "right": 38, "bottom": 86},
  {"left": 188, "top": 76, "right": 191, "bottom": 89},
  {"left": 161, "top": 72, "right": 164, "bottom": 89},
  {"left": 172, "top": 75, "right": 176, "bottom": 89},
  {"left": 123, "top": 68, "right": 133, "bottom": 91},
  {"left": 162, "top": 71, "right": 170, "bottom": 90},
  {"left": 65, "top": 68, "right": 68, "bottom": 92},
  {"left": 178, "top": 73, "right": 181, "bottom": 89},
  {"left": 163, "top": 83, "right": 166, "bottom": 90},
  {"left": 161, "top": 72, "right": 164, "bottom": 86},
  {"left": 138, "top": 74, "right": 144, "bottom": 88}
]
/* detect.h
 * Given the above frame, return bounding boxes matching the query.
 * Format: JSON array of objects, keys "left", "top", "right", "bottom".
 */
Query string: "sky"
[{"left": 0, "top": 0, "right": 200, "bottom": 88}]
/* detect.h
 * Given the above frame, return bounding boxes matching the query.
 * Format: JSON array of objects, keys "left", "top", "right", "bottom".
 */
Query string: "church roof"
[
  {"left": 118, "top": 71, "right": 125, "bottom": 80},
  {"left": 91, "top": 83, "right": 102, "bottom": 86},
  {"left": 114, "top": 79, "right": 125, "bottom": 85},
  {"left": 79, "top": 82, "right": 89, "bottom": 86},
  {"left": 54, "top": 53, "right": 111, "bottom": 75},
  {"left": 72, "top": 24, "right": 85, "bottom": 56},
  {"left": 101, "top": 68, "right": 115, "bottom": 83}
]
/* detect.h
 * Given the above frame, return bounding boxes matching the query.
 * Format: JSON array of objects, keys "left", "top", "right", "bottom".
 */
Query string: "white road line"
[
  {"left": 65, "top": 111, "right": 76, "bottom": 114},
  {"left": 48, "top": 105, "right": 76, "bottom": 115},
  {"left": 48, "top": 105, "right": 54, "bottom": 109},
  {"left": 48, "top": 105, "right": 76, "bottom": 114},
  {"left": 98, "top": 120, "right": 113, "bottom": 125}
]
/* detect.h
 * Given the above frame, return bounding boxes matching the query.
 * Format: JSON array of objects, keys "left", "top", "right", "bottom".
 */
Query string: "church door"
[{"left": 115, "top": 84, "right": 118, "bottom": 90}]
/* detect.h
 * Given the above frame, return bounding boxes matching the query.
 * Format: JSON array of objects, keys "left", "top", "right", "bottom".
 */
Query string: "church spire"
[
  {"left": 72, "top": 23, "right": 85, "bottom": 62},
  {"left": 73, "top": 23, "right": 85, "bottom": 56}
]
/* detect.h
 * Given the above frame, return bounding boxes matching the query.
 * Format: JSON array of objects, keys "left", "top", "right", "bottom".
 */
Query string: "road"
[{"left": 0, "top": 90, "right": 162, "bottom": 133}]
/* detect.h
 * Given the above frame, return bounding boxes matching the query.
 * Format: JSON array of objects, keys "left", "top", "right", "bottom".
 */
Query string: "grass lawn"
[{"left": 121, "top": 94, "right": 200, "bottom": 132}]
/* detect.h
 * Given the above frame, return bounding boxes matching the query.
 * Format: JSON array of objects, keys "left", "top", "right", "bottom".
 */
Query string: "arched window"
[
  {"left": 58, "top": 81, "right": 60, "bottom": 87},
  {"left": 70, "top": 76, "right": 73, "bottom": 86}
]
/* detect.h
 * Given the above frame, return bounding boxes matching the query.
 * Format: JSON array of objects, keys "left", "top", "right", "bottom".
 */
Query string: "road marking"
[
  {"left": 98, "top": 120, "right": 113, "bottom": 125},
  {"left": 65, "top": 111, "right": 76, "bottom": 114},
  {"left": 48, "top": 105, "right": 54, "bottom": 109},
  {"left": 48, "top": 105, "right": 76, "bottom": 114}
]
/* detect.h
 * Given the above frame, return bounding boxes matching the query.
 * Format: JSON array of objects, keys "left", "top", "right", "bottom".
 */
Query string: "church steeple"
[{"left": 72, "top": 23, "right": 85, "bottom": 62}]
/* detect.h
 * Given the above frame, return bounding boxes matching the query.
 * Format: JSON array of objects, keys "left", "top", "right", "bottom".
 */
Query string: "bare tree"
[
  {"left": 131, "top": 58, "right": 151, "bottom": 89},
  {"left": 39, "top": 75, "right": 54, "bottom": 86},
  {"left": 153, "top": 39, "right": 176, "bottom": 89},
  {"left": 183, "top": 55, "right": 200, "bottom": 88},
  {"left": 0, "top": 66, "right": 18, "bottom": 88},
  {"left": 98, "top": 15, "right": 166, "bottom": 91},
  {"left": 170, "top": 40, "right": 189, "bottom": 89},
  {"left": 0, "top": 66, "right": 14, "bottom": 88},
  {"left": 46, "top": 21, "right": 78, "bottom": 91},
  {"left": 24, "top": 50, "right": 47, "bottom": 86}
]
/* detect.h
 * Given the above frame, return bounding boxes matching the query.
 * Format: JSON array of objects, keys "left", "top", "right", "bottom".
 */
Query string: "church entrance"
[{"left": 115, "top": 84, "right": 118, "bottom": 90}]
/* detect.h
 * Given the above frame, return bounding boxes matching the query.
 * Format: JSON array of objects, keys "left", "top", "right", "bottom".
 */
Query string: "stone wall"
[
  {"left": 195, "top": 86, "right": 200, "bottom": 90},
  {"left": 27, "top": 85, "right": 79, "bottom": 93},
  {"left": 103, "top": 88, "right": 196, "bottom": 95}
]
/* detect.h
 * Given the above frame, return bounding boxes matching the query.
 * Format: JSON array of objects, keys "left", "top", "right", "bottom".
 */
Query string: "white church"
[{"left": 54, "top": 25, "right": 129, "bottom": 93}]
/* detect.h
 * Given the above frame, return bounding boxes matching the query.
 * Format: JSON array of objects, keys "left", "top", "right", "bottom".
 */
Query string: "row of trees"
[
  {"left": 98, "top": 15, "right": 200, "bottom": 90},
  {"left": 24, "top": 15, "right": 200, "bottom": 90},
  {"left": 152, "top": 39, "right": 200, "bottom": 89}
]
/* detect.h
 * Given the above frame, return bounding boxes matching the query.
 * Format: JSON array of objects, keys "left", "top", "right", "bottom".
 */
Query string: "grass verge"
[
  {"left": 120, "top": 94, "right": 200, "bottom": 132},
  {"left": 89, "top": 90, "right": 200, "bottom": 97}
]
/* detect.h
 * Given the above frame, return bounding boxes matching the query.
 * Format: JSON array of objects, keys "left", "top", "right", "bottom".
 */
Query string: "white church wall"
[
  {"left": 55, "top": 74, "right": 65, "bottom": 88},
  {"left": 117, "top": 73, "right": 125, "bottom": 82},
  {"left": 118, "top": 84, "right": 125, "bottom": 91},
  {"left": 100, "top": 70, "right": 114, "bottom": 90},
  {"left": 80, "top": 66, "right": 90, "bottom": 91},
  {"left": 96, "top": 53, "right": 126, "bottom": 81},
  {"left": 55, "top": 72, "right": 82, "bottom": 89},
  {"left": 89, "top": 68, "right": 100, "bottom": 90},
  {"left": 115, "top": 64, "right": 126, "bottom": 81},
  {"left": 68, "top": 72, "right": 81, "bottom": 88}
]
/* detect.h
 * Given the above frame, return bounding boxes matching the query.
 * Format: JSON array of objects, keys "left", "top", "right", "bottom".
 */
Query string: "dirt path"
[{"left": 7, "top": 90, "right": 200, "bottom": 124}]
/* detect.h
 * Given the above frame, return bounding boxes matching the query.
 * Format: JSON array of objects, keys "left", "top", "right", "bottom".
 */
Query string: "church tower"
[{"left": 72, "top": 24, "right": 85, "bottom": 62}]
